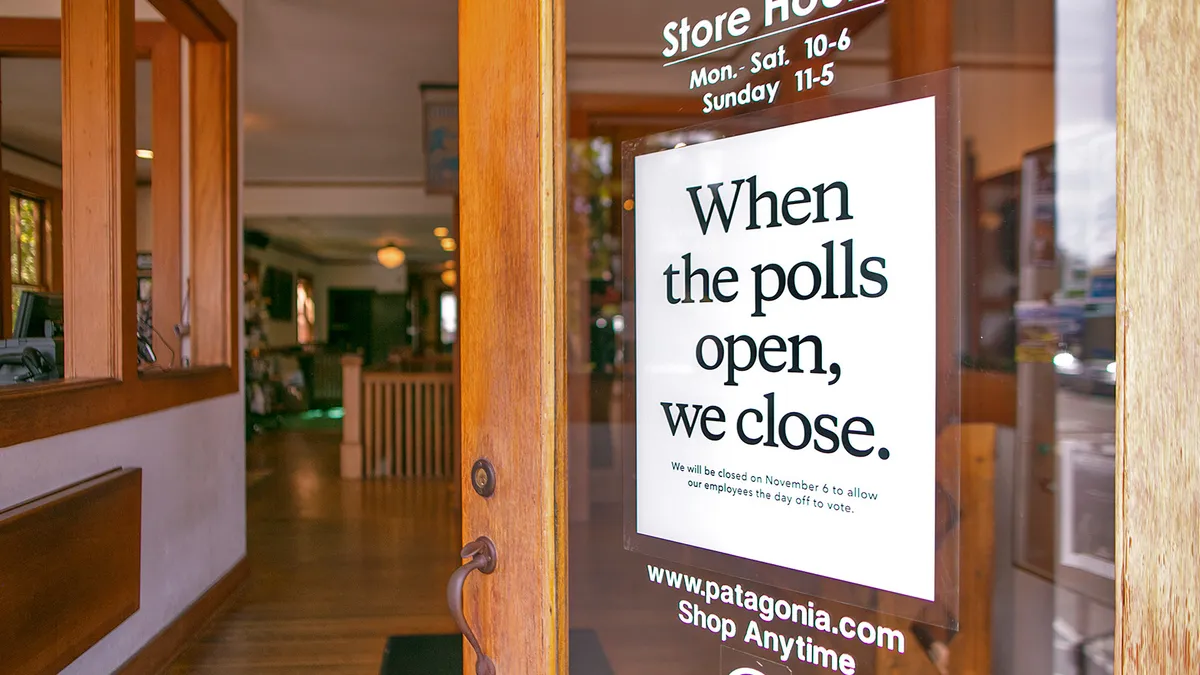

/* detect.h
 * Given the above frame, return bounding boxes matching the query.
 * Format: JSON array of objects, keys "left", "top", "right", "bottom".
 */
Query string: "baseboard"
[{"left": 115, "top": 557, "right": 250, "bottom": 675}]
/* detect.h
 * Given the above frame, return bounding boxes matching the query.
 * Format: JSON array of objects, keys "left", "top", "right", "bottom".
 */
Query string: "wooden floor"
[
  {"left": 169, "top": 429, "right": 461, "bottom": 674},
  {"left": 168, "top": 427, "right": 924, "bottom": 674}
]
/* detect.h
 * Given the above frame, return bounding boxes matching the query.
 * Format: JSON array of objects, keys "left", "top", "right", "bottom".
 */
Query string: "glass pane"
[
  {"left": 18, "top": 196, "right": 41, "bottom": 285},
  {"left": 9, "top": 285, "right": 18, "bottom": 332},
  {"left": 1, "top": 56, "right": 68, "bottom": 385},
  {"left": 134, "top": 57, "right": 171, "bottom": 375},
  {"left": 42, "top": 202, "right": 53, "bottom": 294},
  {"left": 564, "top": 1, "right": 1115, "bottom": 673},
  {"left": 8, "top": 194, "right": 17, "bottom": 284}
]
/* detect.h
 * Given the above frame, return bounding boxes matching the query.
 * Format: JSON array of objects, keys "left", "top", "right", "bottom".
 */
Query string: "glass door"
[{"left": 453, "top": 0, "right": 1192, "bottom": 673}]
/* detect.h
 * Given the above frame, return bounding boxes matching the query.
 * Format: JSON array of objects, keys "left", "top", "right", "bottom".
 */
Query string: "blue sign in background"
[{"left": 1088, "top": 274, "right": 1116, "bottom": 300}]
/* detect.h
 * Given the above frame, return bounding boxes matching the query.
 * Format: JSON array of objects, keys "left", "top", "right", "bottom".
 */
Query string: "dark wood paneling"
[{"left": 0, "top": 468, "right": 142, "bottom": 675}]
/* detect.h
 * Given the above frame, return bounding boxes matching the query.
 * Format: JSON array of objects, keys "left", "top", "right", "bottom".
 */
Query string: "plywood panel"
[
  {"left": 1116, "top": 1, "right": 1200, "bottom": 671},
  {"left": 0, "top": 468, "right": 142, "bottom": 675}
]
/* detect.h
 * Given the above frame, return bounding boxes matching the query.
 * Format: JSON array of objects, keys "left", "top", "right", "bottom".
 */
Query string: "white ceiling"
[
  {"left": 246, "top": 214, "right": 453, "bottom": 264},
  {"left": 238, "top": 0, "right": 1050, "bottom": 183},
  {"left": 242, "top": 0, "right": 458, "bottom": 183},
  {"left": 0, "top": 0, "right": 1055, "bottom": 185},
  {"left": 1, "top": 58, "right": 156, "bottom": 181}
]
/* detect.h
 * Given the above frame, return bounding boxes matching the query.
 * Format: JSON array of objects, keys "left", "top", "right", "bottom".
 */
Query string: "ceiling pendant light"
[
  {"left": 433, "top": 226, "right": 450, "bottom": 238},
  {"left": 376, "top": 244, "right": 406, "bottom": 269},
  {"left": 440, "top": 237, "right": 457, "bottom": 252},
  {"left": 441, "top": 269, "right": 457, "bottom": 287}
]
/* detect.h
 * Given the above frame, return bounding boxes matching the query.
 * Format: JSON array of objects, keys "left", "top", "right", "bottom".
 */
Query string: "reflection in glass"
[
  {"left": 439, "top": 291, "right": 457, "bottom": 346},
  {"left": 10, "top": 188, "right": 48, "bottom": 325},
  {"left": 560, "top": 0, "right": 1117, "bottom": 672},
  {"left": 2, "top": 57, "right": 66, "bottom": 385},
  {"left": 296, "top": 276, "right": 316, "bottom": 344}
]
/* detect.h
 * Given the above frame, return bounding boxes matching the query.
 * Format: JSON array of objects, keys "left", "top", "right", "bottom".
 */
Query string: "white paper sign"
[{"left": 634, "top": 96, "right": 938, "bottom": 601}]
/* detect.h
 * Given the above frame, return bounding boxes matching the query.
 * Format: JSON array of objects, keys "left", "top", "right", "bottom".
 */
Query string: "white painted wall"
[
  {"left": 244, "top": 242, "right": 411, "bottom": 346},
  {"left": 3, "top": 149, "right": 157, "bottom": 250},
  {"left": 244, "top": 245, "right": 323, "bottom": 347},
  {"left": 1, "top": 148, "right": 61, "bottom": 187},
  {"left": 243, "top": 183, "right": 453, "bottom": 218},
  {"left": 315, "top": 263, "right": 410, "bottom": 343},
  {"left": 0, "top": 2, "right": 246, "bottom": 675},
  {"left": 0, "top": 400, "right": 246, "bottom": 675}
]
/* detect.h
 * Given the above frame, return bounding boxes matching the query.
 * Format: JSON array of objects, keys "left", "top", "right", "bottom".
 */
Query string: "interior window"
[
  {"left": 296, "top": 275, "right": 315, "bottom": 344},
  {"left": 9, "top": 191, "right": 48, "bottom": 331}
]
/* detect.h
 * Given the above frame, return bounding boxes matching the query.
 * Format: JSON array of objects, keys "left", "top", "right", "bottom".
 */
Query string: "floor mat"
[{"left": 380, "top": 629, "right": 613, "bottom": 675}]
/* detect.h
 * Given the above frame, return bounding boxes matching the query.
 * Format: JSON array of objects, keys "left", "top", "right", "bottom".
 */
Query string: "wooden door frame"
[
  {"left": 459, "top": 0, "right": 568, "bottom": 672},
  {"left": 1115, "top": 1, "right": 1200, "bottom": 670}
]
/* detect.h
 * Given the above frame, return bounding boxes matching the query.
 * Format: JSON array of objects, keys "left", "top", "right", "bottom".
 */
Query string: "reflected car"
[{"left": 1054, "top": 352, "right": 1116, "bottom": 396}]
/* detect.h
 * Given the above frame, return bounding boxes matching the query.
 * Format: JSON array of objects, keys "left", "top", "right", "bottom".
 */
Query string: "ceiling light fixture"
[
  {"left": 441, "top": 269, "right": 457, "bottom": 287},
  {"left": 376, "top": 244, "right": 407, "bottom": 269},
  {"left": 433, "top": 226, "right": 450, "bottom": 238},
  {"left": 440, "top": 237, "right": 457, "bottom": 252},
  {"left": 136, "top": 149, "right": 154, "bottom": 159}
]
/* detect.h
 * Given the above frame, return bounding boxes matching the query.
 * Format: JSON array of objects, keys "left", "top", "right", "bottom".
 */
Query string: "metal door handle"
[{"left": 447, "top": 536, "right": 498, "bottom": 675}]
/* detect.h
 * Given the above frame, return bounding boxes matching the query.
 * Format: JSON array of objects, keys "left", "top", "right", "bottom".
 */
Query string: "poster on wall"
[
  {"left": 623, "top": 74, "right": 961, "bottom": 622},
  {"left": 421, "top": 84, "right": 458, "bottom": 195},
  {"left": 1015, "top": 301, "right": 1084, "bottom": 363}
]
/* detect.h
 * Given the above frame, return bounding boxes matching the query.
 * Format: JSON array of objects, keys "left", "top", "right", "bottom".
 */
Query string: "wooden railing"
[{"left": 340, "top": 355, "right": 458, "bottom": 479}]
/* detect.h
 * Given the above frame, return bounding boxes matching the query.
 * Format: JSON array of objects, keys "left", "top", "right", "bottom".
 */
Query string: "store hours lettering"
[
  {"left": 680, "top": 22, "right": 855, "bottom": 113},
  {"left": 662, "top": 0, "right": 867, "bottom": 58},
  {"left": 692, "top": 47, "right": 790, "bottom": 113}
]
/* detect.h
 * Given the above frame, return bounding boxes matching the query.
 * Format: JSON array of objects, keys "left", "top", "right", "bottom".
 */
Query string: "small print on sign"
[{"left": 633, "top": 97, "right": 938, "bottom": 601}]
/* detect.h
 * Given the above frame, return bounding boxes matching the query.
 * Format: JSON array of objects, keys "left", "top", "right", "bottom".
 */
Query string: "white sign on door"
[{"left": 633, "top": 96, "right": 938, "bottom": 601}]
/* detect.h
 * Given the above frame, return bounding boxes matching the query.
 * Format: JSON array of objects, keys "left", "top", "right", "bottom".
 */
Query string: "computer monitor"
[{"left": 13, "top": 291, "right": 64, "bottom": 339}]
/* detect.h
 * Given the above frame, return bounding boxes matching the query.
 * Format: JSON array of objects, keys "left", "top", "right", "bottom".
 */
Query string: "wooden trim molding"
[
  {"left": 1, "top": 173, "right": 65, "bottom": 318},
  {"left": 0, "top": 172, "right": 65, "bottom": 336},
  {"left": 61, "top": 0, "right": 139, "bottom": 381},
  {"left": 115, "top": 557, "right": 249, "bottom": 675},
  {"left": 190, "top": 35, "right": 239, "bottom": 368},
  {"left": 0, "top": 2, "right": 240, "bottom": 449},
  {"left": 1116, "top": 0, "right": 1200, "bottom": 670},
  {"left": 149, "top": 0, "right": 238, "bottom": 44},
  {"left": 0, "top": 18, "right": 168, "bottom": 58},
  {"left": 150, "top": 25, "right": 185, "bottom": 366},
  {"left": 0, "top": 468, "right": 142, "bottom": 675}
]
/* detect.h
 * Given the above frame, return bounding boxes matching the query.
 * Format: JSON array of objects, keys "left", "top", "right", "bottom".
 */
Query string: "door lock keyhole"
[{"left": 471, "top": 459, "right": 496, "bottom": 498}]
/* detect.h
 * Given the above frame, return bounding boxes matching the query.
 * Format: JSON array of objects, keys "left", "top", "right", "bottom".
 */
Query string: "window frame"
[
  {"left": 0, "top": 1, "right": 240, "bottom": 448},
  {"left": 3, "top": 174, "right": 63, "bottom": 336}
]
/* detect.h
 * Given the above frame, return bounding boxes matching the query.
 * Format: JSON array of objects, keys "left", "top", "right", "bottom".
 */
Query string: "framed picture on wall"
[
  {"left": 263, "top": 266, "right": 294, "bottom": 321},
  {"left": 421, "top": 83, "right": 458, "bottom": 195}
]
